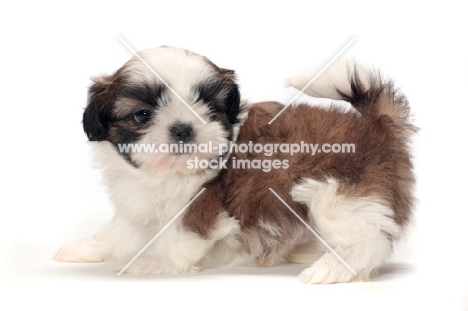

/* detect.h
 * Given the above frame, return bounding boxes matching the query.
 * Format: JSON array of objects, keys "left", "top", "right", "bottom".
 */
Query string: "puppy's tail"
[{"left": 287, "top": 60, "right": 415, "bottom": 134}]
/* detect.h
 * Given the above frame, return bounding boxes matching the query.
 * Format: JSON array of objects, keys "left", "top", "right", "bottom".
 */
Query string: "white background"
[{"left": 1, "top": 1, "right": 467, "bottom": 310}]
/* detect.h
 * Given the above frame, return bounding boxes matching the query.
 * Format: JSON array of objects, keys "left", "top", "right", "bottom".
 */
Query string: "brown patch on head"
[
  {"left": 83, "top": 69, "right": 130, "bottom": 141},
  {"left": 191, "top": 56, "right": 242, "bottom": 125},
  {"left": 112, "top": 98, "right": 140, "bottom": 119},
  {"left": 83, "top": 62, "right": 172, "bottom": 168}
]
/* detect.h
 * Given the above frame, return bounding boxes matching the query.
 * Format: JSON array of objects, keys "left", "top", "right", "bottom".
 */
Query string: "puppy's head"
[{"left": 83, "top": 46, "right": 242, "bottom": 173}]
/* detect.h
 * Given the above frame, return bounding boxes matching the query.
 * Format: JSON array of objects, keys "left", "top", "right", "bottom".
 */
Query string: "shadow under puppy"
[{"left": 55, "top": 46, "right": 416, "bottom": 284}]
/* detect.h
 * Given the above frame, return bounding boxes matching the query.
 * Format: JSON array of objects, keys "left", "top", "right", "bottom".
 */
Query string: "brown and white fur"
[{"left": 55, "top": 46, "right": 416, "bottom": 283}]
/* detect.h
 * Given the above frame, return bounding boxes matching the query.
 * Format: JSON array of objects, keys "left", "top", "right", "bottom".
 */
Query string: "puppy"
[{"left": 55, "top": 46, "right": 416, "bottom": 283}]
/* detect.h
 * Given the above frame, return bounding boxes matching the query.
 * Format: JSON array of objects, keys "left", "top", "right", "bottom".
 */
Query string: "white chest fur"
[{"left": 92, "top": 142, "right": 215, "bottom": 228}]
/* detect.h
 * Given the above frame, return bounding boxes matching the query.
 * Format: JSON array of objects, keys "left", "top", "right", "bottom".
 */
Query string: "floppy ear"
[
  {"left": 82, "top": 76, "right": 115, "bottom": 141},
  {"left": 220, "top": 69, "right": 241, "bottom": 124}
]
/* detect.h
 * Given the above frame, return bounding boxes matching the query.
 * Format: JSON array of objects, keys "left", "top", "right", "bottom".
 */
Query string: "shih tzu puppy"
[{"left": 55, "top": 46, "right": 416, "bottom": 283}]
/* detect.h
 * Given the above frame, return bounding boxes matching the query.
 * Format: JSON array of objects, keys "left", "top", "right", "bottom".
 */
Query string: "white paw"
[
  {"left": 113, "top": 258, "right": 199, "bottom": 275},
  {"left": 298, "top": 253, "right": 355, "bottom": 284},
  {"left": 54, "top": 239, "right": 103, "bottom": 263}
]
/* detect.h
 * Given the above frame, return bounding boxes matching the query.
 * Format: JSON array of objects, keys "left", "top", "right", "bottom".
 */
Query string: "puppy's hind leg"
[{"left": 291, "top": 178, "right": 401, "bottom": 284}]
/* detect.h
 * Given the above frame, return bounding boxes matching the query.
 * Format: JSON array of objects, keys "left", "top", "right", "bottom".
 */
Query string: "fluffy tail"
[{"left": 288, "top": 59, "right": 414, "bottom": 130}]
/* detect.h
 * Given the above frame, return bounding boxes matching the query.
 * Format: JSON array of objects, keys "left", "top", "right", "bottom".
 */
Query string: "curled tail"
[{"left": 288, "top": 60, "right": 415, "bottom": 133}]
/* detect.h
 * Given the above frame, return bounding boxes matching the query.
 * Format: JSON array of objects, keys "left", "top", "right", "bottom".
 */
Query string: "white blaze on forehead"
[{"left": 122, "top": 46, "right": 217, "bottom": 101}]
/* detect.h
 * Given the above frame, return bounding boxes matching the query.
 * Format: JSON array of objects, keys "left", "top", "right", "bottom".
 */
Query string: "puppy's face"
[{"left": 83, "top": 47, "right": 241, "bottom": 173}]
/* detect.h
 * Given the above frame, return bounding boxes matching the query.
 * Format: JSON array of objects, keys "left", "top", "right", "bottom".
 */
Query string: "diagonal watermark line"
[
  {"left": 268, "top": 188, "right": 357, "bottom": 275},
  {"left": 118, "top": 37, "right": 207, "bottom": 124},
  {"left": 268, "top": 37, "right": 356, "bottom": 124},
  {"left": 117, "top": 188, "right": 206, "bottom": 276}
]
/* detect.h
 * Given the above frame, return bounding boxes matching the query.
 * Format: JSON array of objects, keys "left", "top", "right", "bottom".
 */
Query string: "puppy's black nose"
[{"left": 169, "top": 123, "right": 193, "bottom": 143}]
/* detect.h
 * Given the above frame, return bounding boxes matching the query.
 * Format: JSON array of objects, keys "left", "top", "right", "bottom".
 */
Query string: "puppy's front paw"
[
  {"left": 298, "top": 253, "right": 355, "bottom": 284},
  {"left": 114, "top": 258, "right": 200, "bottom": 275},
  {"left": 54, "top": 239, "right": 103, "bottom": 263}
]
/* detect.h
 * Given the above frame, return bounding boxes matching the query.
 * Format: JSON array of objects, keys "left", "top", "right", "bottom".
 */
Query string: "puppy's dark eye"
[{"left": 133, "top": 109, "right": 153, "bottom": 125}]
